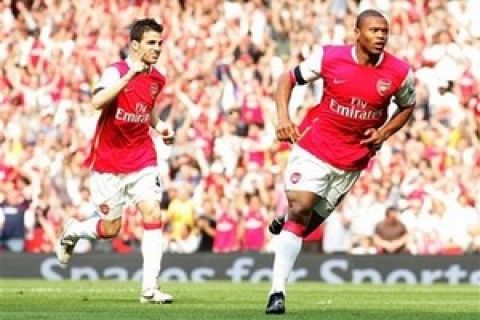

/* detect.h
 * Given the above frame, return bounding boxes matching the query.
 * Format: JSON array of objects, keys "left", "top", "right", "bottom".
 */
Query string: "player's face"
[
  {"left": 355, "top": 16, "right": 388, "bottom": 56},
  {"left": 136, "top": 30, "right": 163, "bottom": 65}
]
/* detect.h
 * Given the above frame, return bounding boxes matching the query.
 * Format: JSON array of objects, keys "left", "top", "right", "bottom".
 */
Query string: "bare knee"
[
  {"left": 288, "top": 201, "right": 313, "bottom": 225},
  {"left": 137, "top": 200, "right": 162, "bottom": 224},
  {"left": 286, "top": 191, "right": 318, "bottom": 226},
  {"left": 100, "top": 219, "right": 122, "bottom": 238}
]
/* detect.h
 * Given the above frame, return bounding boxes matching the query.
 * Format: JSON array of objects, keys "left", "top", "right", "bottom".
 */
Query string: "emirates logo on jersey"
[
  {"left": 290, "top": 172, "right": 301, "bottom": 184},
  {"left": 330, "top": 98, "right": 383, "bottom": 120},
  {"left": 115, "top": 104, "right": 151, "bottom": 123},
  {"left": 151, "top": 83, "right": 160, "bottom": 99},
  {"left": 376, "top": 79, "right": 392, "bottom": 96}
]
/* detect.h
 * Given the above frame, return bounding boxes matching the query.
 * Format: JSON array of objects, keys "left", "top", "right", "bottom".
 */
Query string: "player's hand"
[
  {"left": 155, "top": 121, "right": 174, "bottom": 144},
  {"left": 360, "top": 128, "right": 386, "bottom": 151},
  {"left": 160, "top": 127, "right": 175, "bottom": 145},
  {"left": 131, "top": 51, "right": 148, "bottom": 74},
  {"left": 131, "top": 59, "right": 147, "bottom": 74},
  {"left": 276, "top": 118, "right": 301, "bottom": 144}
]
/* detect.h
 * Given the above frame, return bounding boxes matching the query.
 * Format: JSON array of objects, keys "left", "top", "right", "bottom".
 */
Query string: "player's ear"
[
  {"left": 354, "top": 28, "right": 360, "bottom": 41},
  {"left": 131, "top": 40, "right": 140, "bottom": 52}
]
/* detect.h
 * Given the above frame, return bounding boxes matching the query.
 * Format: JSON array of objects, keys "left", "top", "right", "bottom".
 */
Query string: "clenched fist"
[
  {"left": 131, "top": 60, "right": 148, "bottom": 74},
  {"left": 276, "top": 118, "right": 301, "bottom": 144}
]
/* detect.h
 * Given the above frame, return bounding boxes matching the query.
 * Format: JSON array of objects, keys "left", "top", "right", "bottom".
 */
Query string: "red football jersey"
[
  {"left": 85, "top": 60, "right": 166, "bottom": 173},
  {"left": 294, "top": 45, "right": 415, "bottom": 171}
]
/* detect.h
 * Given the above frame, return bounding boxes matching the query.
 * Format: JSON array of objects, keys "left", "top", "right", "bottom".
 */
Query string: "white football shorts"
[
  {"left": 283, "top": 145, "right": 361, "bottom": 218},
  {"left": 90, "top": 166, "right": 163, "bottom": 220}
]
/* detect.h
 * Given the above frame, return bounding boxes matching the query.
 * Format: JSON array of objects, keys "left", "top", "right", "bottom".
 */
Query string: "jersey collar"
[{"left": 351, "top": 45, "right": 384, "bottom": 67}]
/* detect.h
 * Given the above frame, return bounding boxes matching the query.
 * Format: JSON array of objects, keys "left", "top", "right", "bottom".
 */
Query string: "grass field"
[{"left": 0, "top": 280, "right": 479, "bottom": 320}]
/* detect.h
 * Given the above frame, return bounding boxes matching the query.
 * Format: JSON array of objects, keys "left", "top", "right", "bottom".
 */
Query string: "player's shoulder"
[
  {"left": 322, "top": 44, "right": 351, "bottom": 54},
  {"left": 108, "top": 60, "right": 129, "bottom": 76},
  {"left": 109, "top": 60, "right": 129, "bottom": 70},
  {"left": 382, "top": 51, "right": 411, "bottom": 71},
  {"left": 321, "top": 44, "right": 354, "bottom": 62},
  {"left": 110, "top": 59, "right": 127, "bottom": 67},
  {"left": 381, "top": 51, "right": 412, "bottom": 83}
]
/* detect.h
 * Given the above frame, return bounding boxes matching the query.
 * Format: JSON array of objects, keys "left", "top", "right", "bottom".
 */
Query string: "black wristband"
[{"left": 293, "top": 66, "right": 307, "bottom": 85}]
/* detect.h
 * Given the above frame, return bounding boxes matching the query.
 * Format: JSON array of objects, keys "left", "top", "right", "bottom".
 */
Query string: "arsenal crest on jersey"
[
  {"left": 376, "top": 79, "right": 392, "bottom": 96},
  {"left": 151, "top": 83, "right": 160, "bottom": 99},
  {"left": 99, "top": 203, "right": 110, "bottom": 215},
  {"left": 290, "top": 172, "right": 301, "bottom": 184}
]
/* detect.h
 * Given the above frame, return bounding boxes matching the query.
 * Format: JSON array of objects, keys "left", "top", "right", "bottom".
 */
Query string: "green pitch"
[{"left": 0, "top": 280, "right": 478, "bottom": 320}]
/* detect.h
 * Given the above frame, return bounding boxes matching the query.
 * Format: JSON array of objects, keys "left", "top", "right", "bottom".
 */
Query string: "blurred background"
[{"left": 0, "top": 0, "right": 479, "bottom": 259}]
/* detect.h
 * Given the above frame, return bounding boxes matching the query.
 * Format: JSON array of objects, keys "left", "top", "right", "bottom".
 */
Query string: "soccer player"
[
  {"left": 56, "top": 18, "right": 175, "bottom": 304},
  {"left": 265, "top": 9, "right": 416, "bottom": 314}
]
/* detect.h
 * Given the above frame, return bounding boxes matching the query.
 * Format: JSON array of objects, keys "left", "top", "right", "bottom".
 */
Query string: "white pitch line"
[
  {"left": 299, "top": 287, "right": 480, "bottom": 293},
  {"left": 0, "top": 288, "right": 137, "bottom": 293},
  {"left": 313, "top": 300, "right": 477, "bottom": 305}
]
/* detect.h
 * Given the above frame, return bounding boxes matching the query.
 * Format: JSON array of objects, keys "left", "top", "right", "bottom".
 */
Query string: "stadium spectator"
[
  {"left": 0, "top": 184, "right": 31, "bottom": 252},
  {"left": 24, "top": 204, "right": 56, "bottom": 253},
  {"left": 166, "top": 224, "right": 200, "bottom": 254},
  {"left": 195, "top": 198, "right": 217, "bottom": 252},
  {"left": 238, "top": 193, "right": 268, "bottom": 252},
  {"left": 213, "top": 196, "right": 240, "bottom": 253},
  {"left": 165, "top": 183, "right": 196, "bottom": 243},
  {"left": 372, "top": 206, "right": 410, "bottom": 254}
]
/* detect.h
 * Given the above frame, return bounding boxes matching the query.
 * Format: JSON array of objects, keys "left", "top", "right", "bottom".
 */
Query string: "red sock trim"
[
  {"left": 284, "top": 221, "right": 306, "bottom": 237},
  {"left": 96, "top": 220, "right": 107, "bottom": 239},
  {"left": 143, "top": 222, "right": 163, "bottom": 230}
]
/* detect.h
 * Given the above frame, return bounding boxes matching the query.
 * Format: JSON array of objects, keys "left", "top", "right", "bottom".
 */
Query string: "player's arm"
[
  {"left": 379, "top": 69, "right": 416, "bottom": 139},
  {"left": 275, "top": 47, "right": 323, "bottom": 143},
  {"left": 361, "top": 69, "right": 416, "bottom": 149},
  {"left": 91, "top": 60, "right": 147, "bottom": 110},
  {"left": 150, "top": 106, "right": 174, "bottom": 145}
]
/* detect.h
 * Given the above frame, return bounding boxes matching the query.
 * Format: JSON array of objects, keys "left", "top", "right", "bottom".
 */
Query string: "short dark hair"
[
  {"left": 355, "top": 9, "right": 387, "bottom": 29},
  {"left": 385, "top": 206, "right": 399, "bottom": 216},
  {"left": 130, "top": 18, "right": 163, "bottom": 42}
]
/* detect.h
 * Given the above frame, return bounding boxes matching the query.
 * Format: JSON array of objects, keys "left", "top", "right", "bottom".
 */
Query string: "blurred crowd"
[{"left": 0, "top": 0, "right": 479, "bottom": 256}]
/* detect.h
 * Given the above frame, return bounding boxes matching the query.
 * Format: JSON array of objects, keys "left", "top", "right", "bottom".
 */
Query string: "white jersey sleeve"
[
  {"left": 294, "top": 47, "right": 324, "bottom": 84},
  {"left": 394, "top": 69, "right": 416, "bottom": 108},
  {"left": 95, "top": 66, "right": 121, "bottom": 91}
]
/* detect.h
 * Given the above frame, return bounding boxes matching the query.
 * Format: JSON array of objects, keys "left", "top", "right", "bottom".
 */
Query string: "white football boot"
[
  {"left": 55, "top": 219, "right": 79, "bottom": 265},
  {"left": 140, "top": 288, "right": 174, "bottom": 304}
]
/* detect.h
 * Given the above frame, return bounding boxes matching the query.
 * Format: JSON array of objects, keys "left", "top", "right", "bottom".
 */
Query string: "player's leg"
[
  {"left": 129, "top": 167, "right": 172, "bottom": 304},
  {"left": 266, "top": 145, "right": 350, "bottom": 314},
  {"left": 269, "top": 175, "right": 354, "bottom": 238},
  {"left": 269, "top": 211, "right": 325, "bottom": 236},
  {"left": 266, "top": 190, "right": 320, "bottom": 314},
  {"left": 302, "top": 211, "right": 326, "bottom": 237},
  {"left": 270, "top": 196, "right": 346, "bottom": 238},
  {"left": 56, "top": 172, "right": 124, "bottom": 264},
  {"left": 56, "top": 215, "right": 122, "bottom": 264}
]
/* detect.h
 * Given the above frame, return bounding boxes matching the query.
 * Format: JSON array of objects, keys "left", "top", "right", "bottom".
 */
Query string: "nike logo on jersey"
[{"left": 333, "top": 79, "right": 346, "bottom": 84}]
